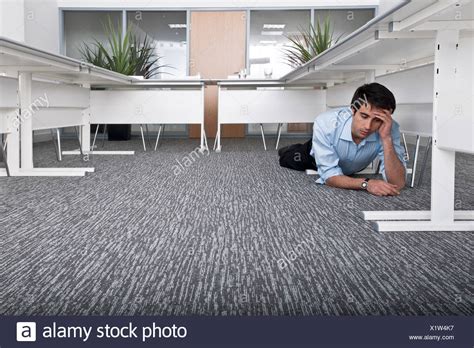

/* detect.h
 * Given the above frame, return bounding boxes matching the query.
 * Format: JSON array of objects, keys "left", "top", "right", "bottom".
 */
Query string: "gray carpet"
[{"left": 0, "top": 137, "right": 472, "bottom": 316}]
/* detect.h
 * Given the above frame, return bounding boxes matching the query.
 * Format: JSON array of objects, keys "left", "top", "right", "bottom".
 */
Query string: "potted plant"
[
  {"left": 79, "top": 17, "right": 169, "bottom": 140},
  {"left": 282, "top": 16, "right": 342, "bottom": 67}
]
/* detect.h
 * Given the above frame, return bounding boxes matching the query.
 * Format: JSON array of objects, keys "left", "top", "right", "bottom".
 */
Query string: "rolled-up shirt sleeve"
[
  {"left": 312, "top": 120, "right": 343, "bottom": 184},
  {"left": 378, "top": 122, "right": 408, "bottom": 181}
]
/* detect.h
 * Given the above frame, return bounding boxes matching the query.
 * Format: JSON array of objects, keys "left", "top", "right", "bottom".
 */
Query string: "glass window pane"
[
  {"left": 249, "top": 10, "right": 311, "bottom": 79},
  {"left": 127, "top": 11, "right": 187, "bottom": 78},
  {"left": 247, "top": 8, "right": 374, "bottom": 135},
  {"left": 313, "top": 9, "right": 375, "bottom": 42},
  {"left": 64, "top": 11, "right": 122, "bottom": 60}
]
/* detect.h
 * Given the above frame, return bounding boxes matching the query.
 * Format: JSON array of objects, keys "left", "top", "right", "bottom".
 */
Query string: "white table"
[
  {"left": 88, "top": 80, "right": 207, "bottom": 152},
  {"left": 0, "top": 36, "right": 133, "bottom": 176},
  {"left": 282, "top": 0, "right": 474, "bottom": 231},
  {"left": 215, "top": 80, "right": 326, "bottom": 152}
]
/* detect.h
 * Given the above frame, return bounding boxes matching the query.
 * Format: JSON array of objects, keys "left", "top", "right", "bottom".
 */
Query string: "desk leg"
[
  {"left": 92, "top": 124, "right": 100, "bottom": 150},
  {"left": 418, "top": 136, "right": 432, "bottom": 186},
  {"left": 6, "top": 114, "right": 19, "bottom": 175},
  {"left": 50, "top": 129, "right": 62, "bottom": 161},
  {"left": 81, "top": 121, "right": 91, "bottom": 156},
  {"left": 275, "top": 123, "right": 282, "bottom": 150},
  {"left": 203, "top": 128, "right": 208, "bottom": 151},
  {"left": 401, "top": 133, "right": 409, "bottom": 161},
  {"left": 213, "top": 129, "right": 218, "bottom": 151},
  {"left": 73, "top": 126, "right": 84, "bottom": 157},
  {"left": 19, "top": 72, "right": 33, "bottom": 170},
  {"left": 200, "top": 125, "right": 208, "bottom": 152},
  {"left": 145, "top": 124, "right": 152, "bottom": 148},
  {"left": 140, "top": 125, "right": 147, "bottom": 151},
  {"left": 154, "top": 124, "right": 162, "bottom": 151},
  {"left": 102, "top": 124, "right": 107, "bottom": 148},
  {"left": 215, "top": 123, "right": 222, "bottom": 152},
  {"left": 1, "top": 134, "right": 10, "bottom": 177},
  {"left": 362, "top": 30, "right": 466, "bottom": 232},
  {"left": 410, "top": 135, "right": 421, "bottom": 187},
  {"left": 259, "top": 124, "right": 267, "bottom": 151},
  {"left": 200, "top": 122, "right": 205, "bottom": 151}
]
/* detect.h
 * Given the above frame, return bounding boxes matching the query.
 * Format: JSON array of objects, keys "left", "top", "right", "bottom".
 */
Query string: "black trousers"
[{"left": 278, "top": 139, "right": 317, "bottom": 171}]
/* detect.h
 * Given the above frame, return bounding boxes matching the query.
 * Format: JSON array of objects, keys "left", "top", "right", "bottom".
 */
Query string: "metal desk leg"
[
  {"left": 1, "top": 134, "right": 10, "bottom": 177},
  {"left": 102, "top": 124, "right": 107, "bottom": 148},
  {"left": 260, "top": 123, "right": 267, "bottom": 151},
  {"left": 275, "top": 123, "right": 282, "bottom": 150},
  {"left": 154, "top": 124, "right": 163, "bottom": 151},
  {"left": 213, "top": 129, "right": 218, "bottom": 151},
  {"left": 200, "top": 122, "right": 205, "bottom": 151},
  {"left": 92, "top": 124, "right": 100, "bottom": 151},
  {"left": 19, "top": 72, "right": 33, "bottom": 170},
  {"left": 417, "top": 136, "right": 432, "bottom": 186},
  {"left": 401, "top": 132, "right": 409, "bottom": 161},
  {"left": 140, "top": 125, "right": 147, "bottom": 151},
  {"left": 50, "top": 129, "right": 62, "bottom": 161},
  {"left": 410, "top": 135, "right": 421, "bottom": 188},
  {"left": 57, "top": 129, "right": 62, "bottom": 161},
  {"left": 203, "top": 128, "right": 208, "bottom": 151},
  {"left": 215, "top": 124, "right": 222, "bottom": 152},
  {"left": 73, "top": 126, "right": 84, "bottom": 158},
  {"left": 145, "top": 124, "right": 152, "bottom": 148}
]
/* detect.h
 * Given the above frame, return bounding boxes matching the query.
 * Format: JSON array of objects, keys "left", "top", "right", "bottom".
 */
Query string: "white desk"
[
  {"left": 281, "top": 0, "right": 474, "bottom": 231},
  {"left": 0, "top": 36, "right": 133, "bottom": 176},
  {"left": 89, "top": 80, "right": 207, "bottom": 152},
  {"left": 0, "top": 82, "right": 16, "bottom": 177},
  {"left": 215, "top": 80, "right": 325, "bottom": 151}
]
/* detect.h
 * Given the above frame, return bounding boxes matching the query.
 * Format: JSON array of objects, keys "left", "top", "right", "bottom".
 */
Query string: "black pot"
[
  {"left": 91, "top": 124, "right": 105, "bottom": 134},
  {"left": 107, "top": 124, "right": 132, "bottom": 141}
]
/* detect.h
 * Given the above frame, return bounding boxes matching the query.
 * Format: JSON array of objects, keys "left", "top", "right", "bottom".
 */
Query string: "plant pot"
[
  {"left": 90, "top": 124, "right": 106, "bottom": 134},
  {"left": 107, "top": 124, "right": 132, "bottom": 141}
]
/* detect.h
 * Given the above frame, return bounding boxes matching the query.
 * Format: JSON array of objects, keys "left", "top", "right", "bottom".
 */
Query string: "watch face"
[{"left": 361, "top": 181, "right": 368, "bottom": 189}]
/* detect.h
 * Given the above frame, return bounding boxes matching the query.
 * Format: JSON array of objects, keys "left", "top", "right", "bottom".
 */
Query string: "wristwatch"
[{"left": 361, "top": 178, "right": 370, "bottom": 190}]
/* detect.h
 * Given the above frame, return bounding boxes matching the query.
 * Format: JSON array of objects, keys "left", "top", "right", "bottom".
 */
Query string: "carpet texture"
[{"left": 0, "top": 137, "right": 472, "bottom": 316}]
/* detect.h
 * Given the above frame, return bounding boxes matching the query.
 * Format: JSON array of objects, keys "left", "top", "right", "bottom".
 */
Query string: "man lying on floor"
[{"left": 278, "top": 82, "right": 407, "bottom": 196}]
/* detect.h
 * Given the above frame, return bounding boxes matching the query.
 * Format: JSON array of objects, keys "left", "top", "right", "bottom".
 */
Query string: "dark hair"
[{"left": 350, "top": 83, "right": 396, "bottom": 113}]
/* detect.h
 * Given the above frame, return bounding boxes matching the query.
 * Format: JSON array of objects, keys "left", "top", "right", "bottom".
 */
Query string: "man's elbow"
[
  {"left": 395, "top": 182, "right": 406, "bottom": 191},
  {"left": 390, "top": 176, "right": 406, "bottom": 191},
  {"left": 325, "top": 177, "right": 336, "bottom": 187},
  {"left": 325, "top": 175, "right": 343, "bottom": 188}
]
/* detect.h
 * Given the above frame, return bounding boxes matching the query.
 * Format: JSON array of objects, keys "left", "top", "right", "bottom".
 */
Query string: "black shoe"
[{"left": 278, "top": 146, "right": 289, "bottom": 157}]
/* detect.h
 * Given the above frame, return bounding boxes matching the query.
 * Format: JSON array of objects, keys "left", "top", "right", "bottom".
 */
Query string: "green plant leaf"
[
  {"left": 282, "top": 15, "right": 342, "bottom": 67},
  {"left": 79, "top": 15, "right": 171, "bottom": 79}
]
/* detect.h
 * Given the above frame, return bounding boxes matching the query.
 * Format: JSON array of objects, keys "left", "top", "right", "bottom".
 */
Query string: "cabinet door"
[{"left": 189, "top": 11, "right": 246, "bottom": 138}]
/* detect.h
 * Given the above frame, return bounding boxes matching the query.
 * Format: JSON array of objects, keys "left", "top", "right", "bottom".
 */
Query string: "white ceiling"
[{"left": 57, "top": 0, "right": 380, "bottom": 9}]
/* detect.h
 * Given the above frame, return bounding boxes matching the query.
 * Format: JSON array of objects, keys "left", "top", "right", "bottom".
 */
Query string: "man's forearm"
[
  {"left": 382, "top": 138, "right": 406, "bottom": 189},
  {"left": 326, "top": 175, "right": 365, "bottom": 190}
]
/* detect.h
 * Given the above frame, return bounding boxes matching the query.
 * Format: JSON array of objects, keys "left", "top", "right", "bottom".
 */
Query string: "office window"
[
  {"left": 64, "top": 10, "right": 188, "bottom": 135},
  {"left": 247, "top": 8, "right": 375, "bottom": 135},
  {"left": 63, "top": 11, "right": 122, "bottom": 60},
  {"left": 249, "top": 9, "right": 375, "bottom": 79},
  {"left": 313, "top": 9, "right": 375, "bottom": 43},
  {"left": 127, "top": 11, "right": 187, "bottom": 78},
  {"left": 249, "top": 10, "right": 311, "bottom": 79}
]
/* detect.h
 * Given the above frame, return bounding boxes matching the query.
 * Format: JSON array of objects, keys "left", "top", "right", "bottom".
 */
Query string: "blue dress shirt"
[{"left": 310, "top": 107, "right": 407, "bottom": 184}]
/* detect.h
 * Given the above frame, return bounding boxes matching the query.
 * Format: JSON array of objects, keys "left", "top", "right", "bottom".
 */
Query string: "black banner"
[{"left": 1, "top": 316, "right": 472, "bottom": 347}]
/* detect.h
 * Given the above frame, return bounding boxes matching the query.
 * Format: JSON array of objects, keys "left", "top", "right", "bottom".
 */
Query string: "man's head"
[{"left": 350, "top": 83, "right": 396, "bottom": 140}]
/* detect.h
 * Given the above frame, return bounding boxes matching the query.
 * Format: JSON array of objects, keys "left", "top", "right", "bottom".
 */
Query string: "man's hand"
[
  {"left": 373, "top": 109, "right": 393, "bottom": 140},
  {"left": 367, "top": 179, "right": 400, "bottom": 196}
]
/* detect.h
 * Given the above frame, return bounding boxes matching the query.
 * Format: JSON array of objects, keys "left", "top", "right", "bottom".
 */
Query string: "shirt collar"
[
  {"left": 340, "top": 111, "right": 379, "bottom": 144},
  {"left": 340, "top": 116, "right": 354, "bottom": 141}
]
